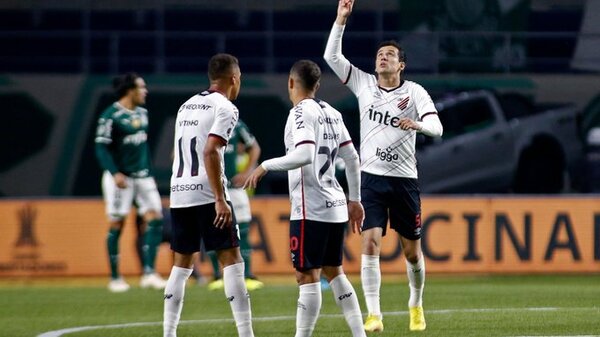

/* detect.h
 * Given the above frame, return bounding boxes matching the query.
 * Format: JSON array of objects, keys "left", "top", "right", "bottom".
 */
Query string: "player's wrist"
[{"left": 335, "top": 17, "right": 347, "bottom": 26}]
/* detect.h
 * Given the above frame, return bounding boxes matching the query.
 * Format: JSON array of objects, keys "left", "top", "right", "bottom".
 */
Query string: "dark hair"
[
  {"left": 113, "top": 72, "right": 140, "bottom": 99},
  {"left": 377, "top": 40, "right": 406, "bottom": 62},
  {"left": 290, "top": 59, "right": 321, "bottom": 91},
  {"left": 208, "top": 53, "right": 239, "bottom": 81}
]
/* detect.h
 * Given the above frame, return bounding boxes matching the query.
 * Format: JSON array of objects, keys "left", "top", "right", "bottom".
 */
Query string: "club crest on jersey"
[
  {"left": 397, "top": 96, "right": 410, "bottom": 110},
  {"left": 131, "top": 118, "right": 141, "bottom": 128}
]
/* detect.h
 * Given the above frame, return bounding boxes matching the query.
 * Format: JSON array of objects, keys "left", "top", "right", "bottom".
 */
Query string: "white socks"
[
  {"left": 361, "top": 254, "right": 381, "bottom": 318},
  {"left": 330, "top": 275, "right": 367, "bottom": 337},
  {"left": 295, "top": 282, "right": 322, "bottom": 337},
  {"left": 405, "top": 256, "right": 425, "bottom": 308},
  {"left": 163, "top": 263, "right": 254, "bottom": 337},
  {"left": 223, "top": 262, "right": 254, "bottom": 337},
  {"left": 163, "top": 266, "right": 193, "bottom": 337}
]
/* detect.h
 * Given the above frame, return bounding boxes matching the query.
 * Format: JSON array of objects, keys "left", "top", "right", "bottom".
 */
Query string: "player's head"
[
  {"left": 288, "top": 59, "right": 321, "bottom": 98},
  {"left": 208, "top": 53, "right": 241, "bottom": 100},
  {"left": 113, "top": 72, "right": 147, "bottom": 106},
  {"left": 375, "top": 40, "right": 406, "bottom": 77}
]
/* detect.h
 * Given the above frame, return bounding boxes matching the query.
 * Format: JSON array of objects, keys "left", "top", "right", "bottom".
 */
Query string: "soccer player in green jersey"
[
  {"left": 95, "top": 72, "right": 167, "bottom": 292},
  {"left": 207, "top": 119, "right": 264, "bottom": 291}
]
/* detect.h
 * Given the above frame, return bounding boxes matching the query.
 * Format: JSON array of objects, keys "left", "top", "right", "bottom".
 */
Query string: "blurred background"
[
  {"left": 1, "top": 0, "right": 600, "bottom": 275},
  {"left": 2, "top": 4, "right": 599, "bottom": 336},
  {"left": 1, "top": 0, "right": 599, "bottom": 197}
]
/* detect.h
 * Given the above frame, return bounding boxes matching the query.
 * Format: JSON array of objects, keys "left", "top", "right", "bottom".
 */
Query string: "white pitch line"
[{"left": 36, "top": 307, "right": 597, "bottom": 337}]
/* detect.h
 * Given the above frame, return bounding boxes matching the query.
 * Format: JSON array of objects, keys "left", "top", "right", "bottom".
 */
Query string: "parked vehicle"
[{"left": 417, "top": 90, "right": 584, "bottom": 193}]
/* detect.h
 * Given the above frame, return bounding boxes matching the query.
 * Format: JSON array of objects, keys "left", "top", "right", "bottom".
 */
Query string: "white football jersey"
[
  {"left": 324, "top": 24, "right": 437, "bottom": 178},
  {"left": 284, "top": 99, "right": 353, "bottom": 222},
  {"left": 347, "top": 70, "right": 436, "bottom": 178},
  {"left": 170, "top": 90, "right": 238, "bottom": 208}
]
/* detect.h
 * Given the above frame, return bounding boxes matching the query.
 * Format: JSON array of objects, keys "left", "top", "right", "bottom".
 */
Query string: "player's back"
[
  {"left": 170, "top": 90, "right": 238, "bottom": 208},
  {"left": 285, "top": 98, "right": 351, "bottom": 222}
]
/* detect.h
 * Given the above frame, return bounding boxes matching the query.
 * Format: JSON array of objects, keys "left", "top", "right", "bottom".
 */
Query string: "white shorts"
[
  {"left": 229, "top": 188, "right": 251, "bottom": 222},
  {"left": 101, "top": 171, "right": 162, "bottom": 221}
]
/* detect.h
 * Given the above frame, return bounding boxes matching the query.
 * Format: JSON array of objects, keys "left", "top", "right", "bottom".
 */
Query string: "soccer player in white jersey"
[
  {"left": 244, "top": 60, "right": 366, "bottom": 337},
  {"left": 164, "top": 53, "right": 254, "bottom": 337},
  {"left": 324, "top": 0, "right": 444, "bottom": 332}
]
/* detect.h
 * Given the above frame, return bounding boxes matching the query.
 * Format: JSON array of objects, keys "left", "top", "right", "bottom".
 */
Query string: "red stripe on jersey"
[
  {"left": 295, "top": 140, "right": 316, "bottom": 147},
  {"left": 420, "top": 111, "right": 438, "bottom": 121},
  {"left": 340, "top": 140, "right": 353, "bottom": 147},
  {"left": 299, "top": 167, "right": 306, "bottom": 269},
  {"left": 208, "top": 133, "right": 227, "bottom": 146}
]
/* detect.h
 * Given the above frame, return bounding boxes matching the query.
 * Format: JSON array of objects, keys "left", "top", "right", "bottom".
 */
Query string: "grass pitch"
[{"left": 1, "top": 274, "right": 599, "bottom": 337}]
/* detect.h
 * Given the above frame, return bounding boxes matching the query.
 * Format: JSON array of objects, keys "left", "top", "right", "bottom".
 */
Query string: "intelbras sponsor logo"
[
  {"left": 376, "top": 147, "right": 399, "bottom": 162},
  {"left": 171, "top": 183, "right": 204, "bottom": 192},
  {"left": 326, "top": 199, "right": 347, "bottom": 208}
]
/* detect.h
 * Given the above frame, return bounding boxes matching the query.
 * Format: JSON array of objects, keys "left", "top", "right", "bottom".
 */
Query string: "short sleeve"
[
  {"left": 413, "top": 84, "right": 437, "bottom": 119},
  {"left": 209, "top": 104, "right": 238, "bottom": 143}
]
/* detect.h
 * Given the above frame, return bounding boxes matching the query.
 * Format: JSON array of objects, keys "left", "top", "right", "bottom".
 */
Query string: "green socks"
[
  {"left": 239, "top": 222, "right": 252, "bottom": 278},
  {"left": 208, "top": 250, "right": 221, "bottom": 279},
  {"left": 142, "top": 218, "right": 163, "bottom": 274},
  {"left": 107, "top": 228, "right": 121, "bottom": 279}
]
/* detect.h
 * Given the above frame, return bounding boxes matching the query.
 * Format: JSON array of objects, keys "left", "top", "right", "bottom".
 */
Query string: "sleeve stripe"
[
  {"left": 340, "top": 140, "right": 353, "bottom": 147},
  {"left": 343, "top": 66, "right": 353, "bottom": 85},
  {"left": 420, "top": 111, "right": 438, "bottom": 121},
  {"left": 295, "top": 140, "right": 316, "bottom": 147},
  {"left": 208, "top": 133, "right": 227, "bottom": 145}
]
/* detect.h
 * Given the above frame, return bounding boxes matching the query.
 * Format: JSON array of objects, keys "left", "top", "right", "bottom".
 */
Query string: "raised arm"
[
  {"left": 323, "top": 0, "right": 355, "bottom": 81},
  {"left": 336, "top": 0, "right": 354, "bottom": 25}
]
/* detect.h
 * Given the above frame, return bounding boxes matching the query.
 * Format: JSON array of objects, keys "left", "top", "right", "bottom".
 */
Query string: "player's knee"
[
  {"left": 144, "top": 210, "right": 162, "bottom": 222},
  {"left": 296, "top": 269, "right": 319, "bottom": 285},
  {"left": 404, "top": 250, "right": 421, "bottom": 264},
  {"left": 109, "top": 218, "right": 125, "bottom": 229},
  {"left": 217, "top": 248, "right": 243, "bottom": 266},
  {"left": 362, "top": 237, "right": 381, "bottom": 254},
  {"left": 321, "top": 266, "right": 342, "bottom": 282}
]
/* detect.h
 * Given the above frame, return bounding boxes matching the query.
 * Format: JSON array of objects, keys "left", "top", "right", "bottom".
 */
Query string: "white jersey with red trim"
[
  {"left": 284, "top": 98, "right": 353, "bottom": 222},
  {"left": 170, "top": 90, "right": 238, "bottom": 208},
  {"left": 347, "top": 72, "right": 436, "bottom": 178},
  {"left": 324, "top": 24, "right": 437, "bottom": 178}
]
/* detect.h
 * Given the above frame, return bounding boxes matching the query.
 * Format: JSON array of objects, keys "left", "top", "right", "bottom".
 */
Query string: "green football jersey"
[
  {"left": 95, "top": 102, "right": 152, "bottom": 178},
  {"left": 224, "top": 119, "right": 255, "bottom": 184}
]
